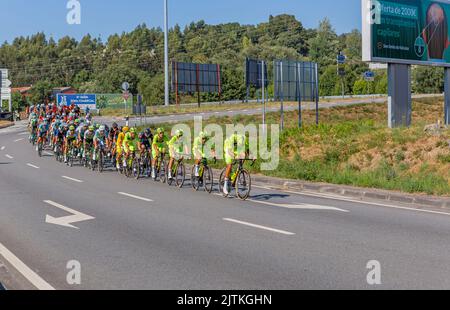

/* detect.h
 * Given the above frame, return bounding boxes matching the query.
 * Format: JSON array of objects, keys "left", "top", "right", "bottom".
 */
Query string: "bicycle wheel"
[
  {"left": 203, "top": 166, "right": 214, "bottom": 194},
  {"left": 175, "top": 162, "right": 185, "bottom": 188},
  {"left": 133, "top": 158, "right": 140, "bottom": 180},
  {"left": 159, "top": 159, "right": 167, "bottom": 184},
  {"left": 218, "top": 168, "right": 228, "bottom": 197},
  {"left": 38, "top": 143, "right": 43, "bottom": 157},
  {"left": 98, "top": 151, "right": 104, "bottom": 173},
  {"left": 191, "top": 166, "right": 200, "bottom": 191},
  {"left": 167, "top": 163, "right": 175, "bottom": 186},
  {"left": 236, "top": 169, "right": 251, "bottom": 200}
]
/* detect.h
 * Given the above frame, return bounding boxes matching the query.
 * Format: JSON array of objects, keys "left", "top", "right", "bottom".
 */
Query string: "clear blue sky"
[{"left": 1, "top": 0, "right": 361, "bottom": 43}]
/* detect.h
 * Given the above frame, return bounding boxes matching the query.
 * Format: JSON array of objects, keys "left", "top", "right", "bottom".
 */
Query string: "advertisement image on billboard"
[{"left": 362, "top": 0, "right": 450, "bottom": 67}]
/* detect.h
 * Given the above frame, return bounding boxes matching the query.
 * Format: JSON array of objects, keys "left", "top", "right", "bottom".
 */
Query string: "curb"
[
  {"left": 250, "top": 174, "right": 450, "bottom": 210},
  {"left": 189, "top": 163, "right": 450, "bottom": 209},
  {"left": 0, "top": 122, "right": 14, "bottom": 130}
]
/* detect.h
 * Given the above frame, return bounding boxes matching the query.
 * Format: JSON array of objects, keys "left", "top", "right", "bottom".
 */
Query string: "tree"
[
  {"left": 412, "top": 66, "right": 444, "bottom": 94},
  {"left": 308, "top": 18, "right": 340, "bottom": 70},
  {"left": 29, "top": 81, "right": 53, "bottom": 103}
]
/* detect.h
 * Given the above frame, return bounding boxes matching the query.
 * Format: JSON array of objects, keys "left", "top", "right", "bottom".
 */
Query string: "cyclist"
[
  {"left": 192, "top": 132, "right": 215, "bottom": 177},
  {"left": 108, "top": 122, "right": 120, "bottom": 150},
  {"left": 167, "top": 130, "right": 186, "bottom": 180},
  {"left": 123, "top": 128, "right": 139, "bottom": 169},
  {"left": 151, "top": 128, "right": 169, "bottom": 180},
  {"left": 83, "top": 126, "right": 95, "bottom": 159},
  {"left": 116, "top": 126, "right": 129, "bottom": 170},
  {"left": 93, "top": 126, "right": 107, "bottom": 161},
  {"left": 223, "top": 133, "right": 249, "bottom": 195},
  {"left": 138, "top": 128, "right": 153, "bottom": 157},
  {"left": 29, "top": 113, "right": 39, "bottom": 143},
  {"left": 64, "top": 125, "right": 77, "bottom": 163},
  {"left": 77, "top": 123, "right": 88, "bottom": 157},
  {"left": 36, "top": 118, "right": 50, "bottom": 151}
]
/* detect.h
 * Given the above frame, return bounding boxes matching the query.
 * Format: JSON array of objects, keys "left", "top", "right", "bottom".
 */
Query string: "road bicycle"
[
  {"left": 124, "top": 147, "right": 140, "bottom": 179},
  {"left": 167, "top": 156, "right": 186, "bottom": 188},
  {"left": 153, "top": 150, "right": 167, "bottom": 183},
  {"left": 191, "top": 157, "right": 215, "bottom": 193},
  {"left": 66, "top": 140, "right": 78, "bottom": 167},
  {"left": 219, "top": 159, "right": 255, "bottom": 200}
]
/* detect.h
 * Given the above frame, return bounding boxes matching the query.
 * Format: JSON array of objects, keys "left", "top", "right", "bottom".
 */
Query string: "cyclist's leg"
[{"left": 223, "top": 153, "right": 234, "bottom": 194}]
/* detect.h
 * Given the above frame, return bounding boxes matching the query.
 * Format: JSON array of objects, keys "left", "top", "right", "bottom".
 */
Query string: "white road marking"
[
  {"left": 18, "top": 132, "right": 29, "bottom": 136},
  {"left": 118, "top": 192, "right": 154, "bottom": 202},
  {"left": 223, "top": 218, "right": 295, "bottom": 236},
  {"left": 62, "top": 176, "right": 83, "bottom": 183},
  {"left": 248, "top": 198, "right": 349, "bottom": 212},
  {"left": 26, "top": 163, "right": 40, "bottom": 169},
  {"left": 253, "top": 185, "right": 450, "bottom": 217},
  {"left": 1, "top": 146, "right": 5, "bottom": 150},
  {"left": 44, "top": 200, "right": 95, "bottom": 229},
  {"left": 0, "top": 242, "right": 55, "bottom": 290},
  {"left": 14, "top": 138, "right": 24, "bottom": 142},
  {"left": 5, "top": 154, "right": 13, "bottom": 159}
]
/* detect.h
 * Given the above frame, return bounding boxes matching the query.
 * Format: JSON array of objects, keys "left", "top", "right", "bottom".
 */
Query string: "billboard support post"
[
  {"left": 445, "top": 68, "right": 450, "bottom": 125},
  {"left": 280, "top": 61, "right": 284, "bottom": 131},
  {"left": 388, "top": 64, "right": 412, "bottom": 128},
  {"left": 262, "top": 61, "right": 266, "bottom": 132},
  {"left": 315, "top": 63, "right": 319, "bottom": 125},
  {"left": 297, "top": 62, "right": 302, "bottom": 128}
]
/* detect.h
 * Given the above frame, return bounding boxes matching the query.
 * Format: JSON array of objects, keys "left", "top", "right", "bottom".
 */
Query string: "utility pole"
[{"left": 164, "top": 0, "right": 169, "bottom": 106}]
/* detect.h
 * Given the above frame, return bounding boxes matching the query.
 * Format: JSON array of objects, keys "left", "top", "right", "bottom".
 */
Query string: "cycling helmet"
[
  {"left": 156, "top": 128, "right": 164, "bottom": 134},
  {"left": 69, "top": 126, "right": 75, "bottom": 131},
  {"left": 112, "top": 122, "right": 118, "bottom": 129},
  {"left": 130, "top": 128, "right": 136, "bottom": 134},
  {"left": 175, "top": 129, "right": 184, "bottom": 137},
  {"left": 145, "top": 128, "right": 152, "bottom": 136},
  {"left": 122, "top": 126, "right": 130, "bottom": 133},
  {"left": 99, "top": 126, "right": 106, "bottom": 131},
  {"left": 199, "top": 131, "right": 209, "bottom": 139},
  {"left": 88, "top": 126, "right": 95, "bottom": 131}
]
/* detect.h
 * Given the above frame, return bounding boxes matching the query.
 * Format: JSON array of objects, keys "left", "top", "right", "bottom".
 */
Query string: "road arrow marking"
[
  {"left": 248, "top": 199, "right": 349, "bottom": 212},
  {"left": 44, "top": 200, "right": 95, "bottom": 229}
]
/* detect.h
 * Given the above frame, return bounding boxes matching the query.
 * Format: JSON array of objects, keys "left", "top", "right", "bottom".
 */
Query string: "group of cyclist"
[{"left": 27, "top": 103, "right": 251, "bottom": 196}]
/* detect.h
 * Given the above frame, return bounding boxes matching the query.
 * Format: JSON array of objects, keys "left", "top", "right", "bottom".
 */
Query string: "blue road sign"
[
  {"left": 364, "top": 71, "right": 375, "bottom": 81},
  {"left": 337, "top": 54, "right": 346, "bottom": 64},
  {"left": 57, "top": 94, "right": 97, "bottom": 109}
]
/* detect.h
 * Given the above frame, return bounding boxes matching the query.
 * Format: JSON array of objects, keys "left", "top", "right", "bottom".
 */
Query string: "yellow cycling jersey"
[{"left": 117, "top": 132, "right": 125, "bottom": 148}]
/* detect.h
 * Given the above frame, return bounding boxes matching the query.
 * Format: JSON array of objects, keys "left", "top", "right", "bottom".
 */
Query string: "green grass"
[{"left": 135, "top": 96, "right": 450, "bottom": 196}]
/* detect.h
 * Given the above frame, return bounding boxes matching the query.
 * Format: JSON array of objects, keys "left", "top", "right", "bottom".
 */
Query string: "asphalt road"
[{"left": 2, "top": 123, "right": 450, "bottom": 289}]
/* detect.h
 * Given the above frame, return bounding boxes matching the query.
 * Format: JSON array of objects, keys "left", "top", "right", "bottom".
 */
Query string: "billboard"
[
  {"left": 273, "top": 60, "right": 319, "bottom": 102},
  {"left": 245, "top": 58, "right": 269, "bottom": 89},
  {"left": 57, "top": 94, "right": 97, "bottom": 110},
  {"left": 362, "top": 0, "right": 450, "bottom": 67},
  {"left": 96, "top": 93, "right": 133, "bottom": 109},
  {"left": 171, "top": 62, "right": 222, "bottom": 94}
]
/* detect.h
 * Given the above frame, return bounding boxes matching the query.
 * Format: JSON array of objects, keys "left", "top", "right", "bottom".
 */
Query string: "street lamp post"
[{"left": 164, "top": 0, "right": 169, "bottom": 106}]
